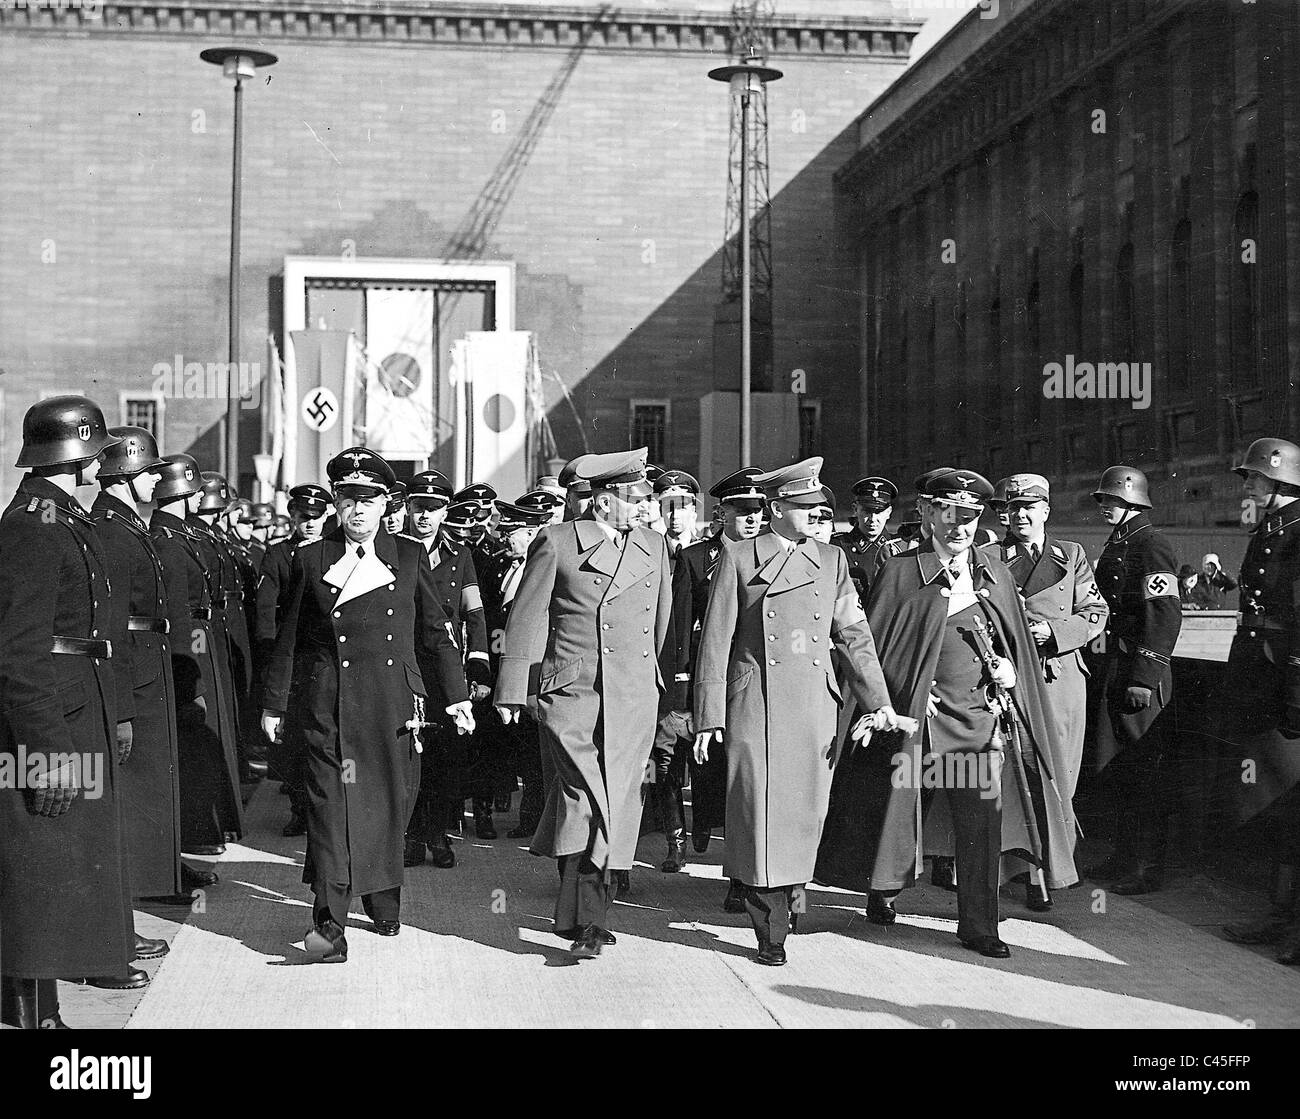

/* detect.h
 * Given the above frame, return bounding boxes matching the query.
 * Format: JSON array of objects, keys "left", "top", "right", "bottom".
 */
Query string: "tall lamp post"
[
  {"left": 709, "top": 53, "right": 781, "bottom": 467},
  {"left": 201, "top": 46, "right": 277, "bottom": 483}
]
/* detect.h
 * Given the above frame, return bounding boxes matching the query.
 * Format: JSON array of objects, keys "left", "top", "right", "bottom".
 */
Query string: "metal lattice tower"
[{"left": 720, "top": 2, "right": 777, "bottom": 305}]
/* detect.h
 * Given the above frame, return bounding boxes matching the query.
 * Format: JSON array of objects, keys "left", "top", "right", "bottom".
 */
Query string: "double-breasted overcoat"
[
  {"left": 693, "top": 531, "right": 891, "bottom": 888},
  {"left": 494, "top": 517, "right": 672, "bottom": 871},
  {"left": 263, "top": 527, "right": 468, "bottom": 896}
]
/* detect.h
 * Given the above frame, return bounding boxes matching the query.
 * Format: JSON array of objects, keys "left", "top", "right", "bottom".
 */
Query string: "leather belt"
[
  {"left": 191, "top": 607, "right": 212, "bottom": 620},
  {"left": 51, "top": 636, "right": 112, "bottom": 658},
  {"left": 128, "top": 616, "right": 170, "bottom": 635}
]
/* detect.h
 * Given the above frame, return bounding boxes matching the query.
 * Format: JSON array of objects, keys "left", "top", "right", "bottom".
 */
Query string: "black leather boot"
[
  {"left": 473, "top": 798, "right": 497, "bottom": 839},
  {"left": 660, "top": 828, "right": 687, "bottom": 873}
]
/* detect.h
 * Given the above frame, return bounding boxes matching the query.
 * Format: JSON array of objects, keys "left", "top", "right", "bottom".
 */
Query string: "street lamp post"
[
  {"left": 201, "top": 46, "right": 277, "bottom": 483},
  {"left": 709, "top": 55, "right": 782, "bottom": 467}
]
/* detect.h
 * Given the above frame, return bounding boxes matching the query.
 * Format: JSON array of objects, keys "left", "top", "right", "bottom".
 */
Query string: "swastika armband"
[{"left": 1142, "top": 572, "right": 1178, "bottom": 600}]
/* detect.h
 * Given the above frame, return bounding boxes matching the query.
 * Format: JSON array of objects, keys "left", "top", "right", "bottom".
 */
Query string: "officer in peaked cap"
[
  {"left": 833, "top": 476, "right": 898, "bottom": 605},
  {"left": 91, "top": 427, "right": 185, "bottom": 948},
  {"left": 256, "top": 483, "right": 333, "bottom": 835},
  {"left": 559, "top": 454, "right": 596, "bottom": 521},
  {"left": 693, "top": 456, "right": 898, "bottom": 964},
  {"left": 495, "top": 446, "right": 673, "bottom": 957},
  {"left": 1220, "top": 439, "right": 1300, "bottom": 960},
  {"left": 1086, "top": 464, "right": 1181, "bottom": 897},
  {"left": 383, "top": 480, "right": 409, "bottom": 537},
  {"left": 665, "top": 467, "right": 765, "bottom": 905},
  {"left": 327, "top": 447, "right": 396, "bottom": 495},
  {"left": 1, "top": 396, "right": 136, "bottom": 1025},
  {"left": 261, "top": 446, "right": 470, "bottom": 964},
  {"left": 476, "top": 499, "right": 554, "bottom": 841},
  {"left": 817, "top": 466, "right": 1073, "bottom": 961},
  {"left": 454, "top": 482, "right": 497, "bottom": 508},
  {"left": 997, "top": 471, "right": 1106, "bottom": 910},
  {"left": 441, "top": 500, "right": 492, "bottom": 547},
  {"left": 655, "top": 470, "right": 701, "bottom": 562},
  {"left": 400, "top": 471, "right": 493, "bottom": 863},
  {"left": 535, "top": 475, "right": 566, "bottom": 500}
]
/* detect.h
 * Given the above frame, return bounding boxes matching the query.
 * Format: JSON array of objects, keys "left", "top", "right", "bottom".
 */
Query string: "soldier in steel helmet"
[
  {"left": 0, "top": 396, "right": 137, "bottom": 1026},
  {"left": 1218, "top": 438, "right": 1300, "bottom": 963},
  {"left": 1085, "top": 465, "right": 1182, "bottom": 896},
  {"left": 90, "top": 427, "right": 182, "bottom": 957}
]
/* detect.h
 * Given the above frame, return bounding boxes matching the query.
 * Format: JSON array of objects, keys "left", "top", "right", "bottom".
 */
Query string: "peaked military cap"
[
  {"left": 928, "top": 468, "right": 995, "bottom": 509},
  {"left": 850, "top": 476, "right": 897, "bottom": 512},
  {"left": 655, "top": 470, "right": 700, "bottom": 499},
  {"left": 534, "top": 475, "right": 566, "bottom": 498},
  {"left": 1002, "top": 473, "right": 1050, "bottom": 505},
  {"left": 385, "top": 480, "right": 408, "bottom": 515},
  {"left": 753, "top": 457, "right": 825, "bottom": 505},
  {"left": 444, "top": 500, "right": 493, "bottom": 529},
  {"left": 454, "top": 482, "right": 498, "bottom": 507},
  {"left": 288, "top": 483, "right": 331, "bottom": 514},
  {"left": 516, "top": 489, "right": 564, "bottom": 513},
  {"left": 710, "top": 467, "right": 765, "bottom": 504},
  {"left": 559, "top": 455, "right": 595, "bottom": 496},
  {"left": 327, "top": 447, "right": 395, "bottom": 495},
  {"left": 580, "top": 447, "right": 653, "bottom": 498},
  {"left": 496, "top": 499, "right": 552, "bottom": 530},
  {"left": 409, "top": 470, "right": 453, "bottom": 500}
]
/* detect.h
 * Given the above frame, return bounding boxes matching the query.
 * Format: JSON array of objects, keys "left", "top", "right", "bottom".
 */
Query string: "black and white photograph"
[{"left": 0, "top": 0, "right": 1296, "bottom": 1067}]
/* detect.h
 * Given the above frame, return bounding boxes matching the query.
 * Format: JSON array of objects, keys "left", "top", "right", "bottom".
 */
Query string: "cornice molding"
[
  {"left": 0, "top": 2, "right": 921, "bottom": 59},
  {"left": 837, "top": 0, "right": 1194, "bottom": 223}
]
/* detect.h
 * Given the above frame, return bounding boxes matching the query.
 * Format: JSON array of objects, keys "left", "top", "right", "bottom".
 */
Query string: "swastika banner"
[{"left": 289, "top": 329, "right": 358, "bottom": 487}]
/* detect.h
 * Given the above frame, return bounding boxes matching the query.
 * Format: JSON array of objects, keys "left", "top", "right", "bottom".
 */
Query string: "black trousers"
[
  {"left": 313, "top": 881, "right": 401, "bottom": 928},
  {"left": 555, "top": 855, "right": 610, "bottom": 931},
  {"left": 943, "top": 781, "right": 1001, "bottom": 941},
  {"left": 743, "top": 885, "right": 793, "bottom": 946},
  {"left": 1110, "top": 711, "right": 1175, "bottom": 872}
]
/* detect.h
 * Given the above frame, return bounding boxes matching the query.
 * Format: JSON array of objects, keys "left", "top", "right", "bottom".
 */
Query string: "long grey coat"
[
  {"left": 694, "top": 531, "right": 890, "bottom": 888},
  {"left": 495, "top": 516, "right": 672, "bottom": 872}
]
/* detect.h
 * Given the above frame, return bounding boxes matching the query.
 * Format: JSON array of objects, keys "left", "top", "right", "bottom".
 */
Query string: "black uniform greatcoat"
[
  {"left": 263, "top": 527, "right": 468, "bottom": 897},
  {"left": 1091, "top": 512, "right": 1182, "bottom": 769},
  {"left": 254, "top": 536, "right": 306, "bottom": 786},
  {"left": 831, "top": 526, "right": 895, "bottom": 606},
  {"left": 670, "top": 535, "right": 728, "bottom": 831},
  {"left": 153, "top": 509, "right": 244, "bottom": 840},
  {"left": 0, "top": 476, "right": 132, "bottom": 978},
  {"left": 92, "top": 492, "right": 183, "bottom": 897},
  {"left": 1217, "top": 502, "right": 1300, "bottom": 838},
  {"left": 815, "top": 543, "right": 1076, "bottom": 893}
]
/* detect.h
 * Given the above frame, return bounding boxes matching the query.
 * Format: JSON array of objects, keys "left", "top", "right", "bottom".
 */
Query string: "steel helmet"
[
  {"left": 16, "top": 395, "right": 121, "bottom": 468},
  {"left": 1233, "top": 438, "right": 1300, "bottom": 488},
  {"left": 98, "top": 425, "right": 165, "bottom": 478},
  {"left": 153, "top": 454, "right": 202, "bottom": 503},
  {"left": 198, "top": 471, "right": 232, "bottom": 514},
  {"left": 250, "top": 502, "right": 274, "bottom": 528},
  {"left": 1092, "top": 465, "right": 1151, "bottom": 509}
]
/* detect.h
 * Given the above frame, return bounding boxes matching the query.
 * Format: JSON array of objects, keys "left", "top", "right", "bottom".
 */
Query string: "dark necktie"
[
  {"left": 1029, "top": 543, "right": 1040, "bottom": 564},
  {"left": 357, "top": 545, "right": 366, "bottom": 559}
]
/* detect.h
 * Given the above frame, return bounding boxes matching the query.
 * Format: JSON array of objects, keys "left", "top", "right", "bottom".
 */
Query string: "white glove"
[
  {"left": 446, "top": 701, "right": 476, "bottom": 735},
  {"left": 989, "top": 657, "right": 1017, "bottom": 689}
]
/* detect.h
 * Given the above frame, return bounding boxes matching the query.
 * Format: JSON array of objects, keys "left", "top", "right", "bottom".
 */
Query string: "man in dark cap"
[
  {"left": 816, "top": 469, "right": 1074, "bottom": 960},
  {"left": 558, "top": 455, "right": 595, "bottom": 522},
  {"left": 383, "top": 480, "right": 409, "bottom": 537},
  {"left": 1, "top": 397, "right": 138, "bottom": 1026},
  {"left": 655, "top": 470, "right": 701, "bottom": 561},
  {"left": 693, "top": 458, "right": 900, "bottom": 964},
  {"left": 477, "top": 499, "right": 554, "bottom": 839},
  {"left": 261, "top": 448, "right": 472, "bottom": 962},
  {"left": 833, "top": 476, "right": 897, "bottom": 605},
  {"left": 255, "top": 483, "right": 332, "bottom": 835},
  {"left": 495, "top": 448, "right": 673, "bottom": 958},
  {"left": 668, "top": 468, "right": 766, "bottom": 907},
  {"left": 1085, "top": 465, "right": 1182, "bottom": 897},
  {"left": 400, "top": 469, "right": 492, "bottom": 863}
]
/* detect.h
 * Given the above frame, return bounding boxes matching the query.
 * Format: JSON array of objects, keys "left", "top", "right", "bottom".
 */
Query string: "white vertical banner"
[
  {"left": 448, "top": 338, "right": 470, "bottom": 490},
  {"left": 363, "top": 287, "right": 435, "bottom": 458},
  {"left": 464, "top": 330, "right": 532, "bottom": 499}
]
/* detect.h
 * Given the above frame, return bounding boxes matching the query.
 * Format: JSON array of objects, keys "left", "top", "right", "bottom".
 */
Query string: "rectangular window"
[
  {"left": 630, "top": 400, "right": 669, "bottom": 465},
  {"left": 1166, "top": 409, "right": 1198, "bottom": 458},
  {"left": 1112, "top": 419, "right": 1143, "bottom": 462},
  {"left": 798, "top": 401, "right": 821, "bottom": 461},
  {"left": 1064, "top": 428, "right": 1089, "bottom": 473},
  {"left": 120, "top": 392, "right": 164, "bottom": 446}
]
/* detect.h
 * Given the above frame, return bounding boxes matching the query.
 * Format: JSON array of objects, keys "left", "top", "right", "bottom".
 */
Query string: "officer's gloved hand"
[
  {"left": 115, "top": 720, "right": 134, "bottom": 764},
  {"left": 465, "top": 658, "right": 493, "bottom": 704},
  {"left": 27, "top": 759, "right": 80, "bottom": 818},
  {"left": 1279, "top": 706, "right": 1300, "bottom": 740},
  {"left": 1124, "top": 686, "right": 1153, "bottom": 712},
  {"left": 446, "top": 701, "right": 475, "bottom": 735},
  {"left": 989, "top": 657, "right": 1017, "bottom": 689}
]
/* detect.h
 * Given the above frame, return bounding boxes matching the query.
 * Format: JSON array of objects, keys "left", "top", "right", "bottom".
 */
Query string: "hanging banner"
[
  {"left": 462, "top": 330, "right": 533, "bottom": 500},
  {"left": 289, "top": 329, "right": 357, "bottom": 486},
  {"left": 363, "top": 287, "right": 436, "bottom": 458}
]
